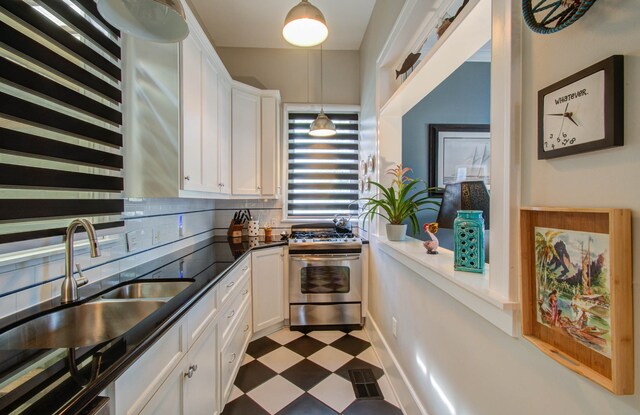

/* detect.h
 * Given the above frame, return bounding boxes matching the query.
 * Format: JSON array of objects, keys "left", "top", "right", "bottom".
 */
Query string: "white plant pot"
[{"left": 386, "top": 224, "right": 407, "bottom": 241}]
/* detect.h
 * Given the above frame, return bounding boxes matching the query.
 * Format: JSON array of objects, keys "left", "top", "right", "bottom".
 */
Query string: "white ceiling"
[{"left": 188, "top": 0, "right": 377, "bottom": 50}]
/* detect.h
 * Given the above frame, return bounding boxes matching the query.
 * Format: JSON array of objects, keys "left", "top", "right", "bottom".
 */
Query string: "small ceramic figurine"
[{"left": 423, "top": 222, "right": 439, "bottom": 254}]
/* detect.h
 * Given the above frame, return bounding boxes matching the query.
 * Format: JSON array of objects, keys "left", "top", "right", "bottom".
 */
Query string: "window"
[
  {"left": 286, "top": 110, "right": 359, "bottom": 219},
  {"left": 0, "top": 0, "right": 123, "bottom": 243}
]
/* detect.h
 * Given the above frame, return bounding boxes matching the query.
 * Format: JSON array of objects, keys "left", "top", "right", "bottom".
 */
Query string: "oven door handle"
[{"left": 290, "top": 255, "right": 361, "bottom": 262}]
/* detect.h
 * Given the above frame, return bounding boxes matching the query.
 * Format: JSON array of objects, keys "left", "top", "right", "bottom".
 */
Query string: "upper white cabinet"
[
  {"left": 180, "top": 30, "right": 229, "bottom": 195},
  {"left": 231, "top": 88, "right": 261, "bottom": 196},
  {"left": 123, "top": 0, "right": 279, "bottom": 200},
  {"left": 217, "top": 77, "right": 232, "bottom": 194},
  {"left": 231, "top": 84, "right": 281, "bottom": 198}
]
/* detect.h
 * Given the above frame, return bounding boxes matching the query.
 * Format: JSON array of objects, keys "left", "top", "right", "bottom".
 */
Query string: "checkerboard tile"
[{"left": 222, "top": 328, "right": 403, "bottom": 415}]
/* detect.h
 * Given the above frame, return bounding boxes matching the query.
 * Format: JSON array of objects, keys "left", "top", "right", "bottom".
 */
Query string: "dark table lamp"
[{"left": 435, "top": 181, "right": 490, "bottom": 229}]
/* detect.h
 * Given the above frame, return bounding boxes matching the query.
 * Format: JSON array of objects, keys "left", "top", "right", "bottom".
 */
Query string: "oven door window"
[{"left": 301, "top": 266, "right": 350, "bottom": 294}]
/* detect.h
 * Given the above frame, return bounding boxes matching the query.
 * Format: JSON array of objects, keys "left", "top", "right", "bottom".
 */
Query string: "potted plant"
[{"left": 360, "top": 165, "right": 440, "bottom": 241}]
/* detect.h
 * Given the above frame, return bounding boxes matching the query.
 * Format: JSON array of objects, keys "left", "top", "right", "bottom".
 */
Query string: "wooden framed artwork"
[
  {"left": 520, "top": 207, "right": 633, "bottom": 394},
  {"left": 428, "top": 124, "right": 490, "bottom": 197},
  {"left": 538, "top": 55, "right": 624, "bottom": 159}
]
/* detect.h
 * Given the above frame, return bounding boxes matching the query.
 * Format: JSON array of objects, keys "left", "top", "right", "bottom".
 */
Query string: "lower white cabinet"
[{"left": 252, "top": 247, "right": 285, "bottom": 333}]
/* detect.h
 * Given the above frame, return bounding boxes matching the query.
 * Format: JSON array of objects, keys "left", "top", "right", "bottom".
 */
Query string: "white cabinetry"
[
  {"left": 231, "top": 88, "right": 261, "bottom": 195},
  {"left": 251, "top": 247, "right": 285, "bottom": 333},
  {"left": 123, "top": 5, "right": 233, "bottom": 198},
  {"left": 231, "top": 84, "right": 281, "bottom": 198},
  {"left": 217, "top": 77, "right": 231, "bottom": 194}
]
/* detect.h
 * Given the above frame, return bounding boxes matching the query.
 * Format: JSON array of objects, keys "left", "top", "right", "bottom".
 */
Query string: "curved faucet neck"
[{"left": 62, "top": 219, "right": 100, "bottom": 304}]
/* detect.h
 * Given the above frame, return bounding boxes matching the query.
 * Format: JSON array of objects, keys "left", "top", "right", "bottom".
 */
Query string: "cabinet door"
[
  {"left": 139, "top": 361, "right": 186, "bottom": 415},
  {"left": 231, "top": 88, "right": 261, "bottom": 195},
  {"left": 252, "top": 247, "right": 284, "bottom": 332},
  {"left": 184, "top": 322, "right": 219, "bottom": 415},
  {"left": 181, "top": 34, "right": 203, "bottom": 192},
  {"left": 201, "top": 56, "right": 219, "bottom": 193},
  {"left": 217, "top": 77, "right": 231, "bottom": 194},
  {"left": 260, "top": 96, "right": 278, "bottom": 197}
]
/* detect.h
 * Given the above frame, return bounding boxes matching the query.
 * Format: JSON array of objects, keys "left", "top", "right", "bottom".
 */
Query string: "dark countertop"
[{"left": 0, "top": 236, "right": 286, "bottom": 414}]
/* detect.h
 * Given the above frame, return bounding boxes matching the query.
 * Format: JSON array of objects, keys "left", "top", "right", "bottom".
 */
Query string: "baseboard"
[
  {"left": 365, "top": 312, "right": 428, "bottom": 415},
  {"left": 251, "top": 321, "right": 285, "bottom": 341}
]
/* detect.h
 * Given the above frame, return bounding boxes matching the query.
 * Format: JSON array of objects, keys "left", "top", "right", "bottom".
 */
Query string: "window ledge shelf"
[{"left": 374, "top": 235, "right": 519, "bottom": 336}]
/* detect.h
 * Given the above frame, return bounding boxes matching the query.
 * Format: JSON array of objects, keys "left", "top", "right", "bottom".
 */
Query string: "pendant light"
[
  {"left": 97, "top": 0, "right": 189, "bottom": 43},
  {"left": 282, "top": 0, "right": 328, "bottom": 47},
  {"left": 309, "top": 43, "right": 336, "bottom": 137}
]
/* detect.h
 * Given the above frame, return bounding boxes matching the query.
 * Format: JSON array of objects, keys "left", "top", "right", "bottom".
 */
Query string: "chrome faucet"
[{"left": 61, "top": 219, "right": 101, "bottom": 304}]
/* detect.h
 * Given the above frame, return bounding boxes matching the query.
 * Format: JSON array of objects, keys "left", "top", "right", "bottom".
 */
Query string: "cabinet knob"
[
  {"left": 228, "top": 353, "right": 237, "bottom": 364},
  {"left": 184, "top": 176, "right": 190, "bottom": 181},
  {"left": 242, "top": 266, "right": 249, "bottom": 271},
  {"left": 184, "top": 364, "right": 198, "bottom": 379},
  {"left": 257, "top": 186, "right": 261, "bottom": 190}
]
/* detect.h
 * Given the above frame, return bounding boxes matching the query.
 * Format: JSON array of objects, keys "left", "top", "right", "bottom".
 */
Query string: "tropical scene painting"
[{"left": 534, "top": 226, "right": 611, "bottom": 358}]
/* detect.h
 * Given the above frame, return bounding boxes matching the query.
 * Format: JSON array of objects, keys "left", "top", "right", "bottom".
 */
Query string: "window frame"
[{"left": 281, "top": 103, "right": 361, "bottom": 223}]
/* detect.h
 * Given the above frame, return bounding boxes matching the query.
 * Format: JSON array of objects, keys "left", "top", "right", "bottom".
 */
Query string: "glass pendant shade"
[
  {"left": 282, "top": 0, "right": 328, "bottom": 47},
  {"left": 309, "top": 110, "right": 336, "bottom": 137},
  {"left": 97, "top": 0, "right": 189, "bottom": 43}
]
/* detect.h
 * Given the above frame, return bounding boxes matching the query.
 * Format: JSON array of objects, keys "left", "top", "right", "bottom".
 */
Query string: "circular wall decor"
[{"left": 522, "top": 0, "right": 597, "bottom": 34}]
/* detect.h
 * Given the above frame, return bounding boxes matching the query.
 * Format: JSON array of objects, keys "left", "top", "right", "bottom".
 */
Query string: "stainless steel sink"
[
  {"left": 101, "top": 280, "right": 193, "bottom": 300},
  {"left": 0, "top": 300, "right": 165, "bottom": 350}
]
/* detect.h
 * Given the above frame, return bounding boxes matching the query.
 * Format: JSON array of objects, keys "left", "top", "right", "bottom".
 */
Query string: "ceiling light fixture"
[
  {"left": 97, "top": 0, "right": 189, "bottom": 43},
  {"left": 309, "top": 43, "right": 336, "bottom": 137},
  {"left": 282, "top": 0, "right": 328, "bottom": 47}
]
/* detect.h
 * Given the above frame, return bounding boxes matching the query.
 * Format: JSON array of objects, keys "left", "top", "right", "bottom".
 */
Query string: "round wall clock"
[
  {"left": 522, "top": 0, "right": 598, "bottom": 34},
  {"left": 538, "top": 55, "right": 623, "bottom": 159}
]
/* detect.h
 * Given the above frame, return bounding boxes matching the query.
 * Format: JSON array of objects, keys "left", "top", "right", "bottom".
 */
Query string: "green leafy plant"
[{"left": 359, "top": 165, "right": 440, "bottom": 235}]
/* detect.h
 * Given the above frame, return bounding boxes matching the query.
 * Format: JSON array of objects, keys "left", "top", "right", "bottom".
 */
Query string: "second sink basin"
[
  {"left": 0, "top": 300, "right": 165, "bottom": 350},
  {"left": 101, "top": 280, "right": 193, "bottom": 300}
]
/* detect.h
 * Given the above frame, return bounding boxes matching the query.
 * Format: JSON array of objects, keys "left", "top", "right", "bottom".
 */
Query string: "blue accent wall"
[{"left": 401, "top": 62, "right": 491, "bottom": 247}]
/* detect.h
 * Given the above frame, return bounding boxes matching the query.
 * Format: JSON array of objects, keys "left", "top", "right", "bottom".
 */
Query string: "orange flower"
[{"left": 423, "top": 222, "right": 439, "bottom": 234}]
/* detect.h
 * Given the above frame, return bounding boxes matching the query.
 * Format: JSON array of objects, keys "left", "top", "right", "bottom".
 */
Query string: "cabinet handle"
[
  {"left": 242, "top": 289, "right": 249, "bottom": 296},
  {"left": 227, "top": 281, "right": 235, "bottom": 288},
  {"left": 184, "top": 364, "right": 198, "bottom": 379},
  {"left": 242, "top": 266, "right": 249, "bottom": 271},
  {"left": 243, "top": 324, "right": 250, "bottom": 333},
  {"left": 184, "top": 176, "right": 190, "bottom": 181},
  {"left": 228, "top": 353, "right": 236, "bottom": 364},
  {"left": 227, "top": 309, "right": 235, "bottom": 319}
]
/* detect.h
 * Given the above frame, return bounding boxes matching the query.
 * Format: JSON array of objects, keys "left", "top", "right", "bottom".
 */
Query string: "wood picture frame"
[
  {"left": 428, "top": 124, "right": 490, "bottom": 197},
  {"left": 520, "top": 207, "right": 633, "bottom": 394},
  {"left": 538, "top": 55, "right": 624, "bottom": 160}
]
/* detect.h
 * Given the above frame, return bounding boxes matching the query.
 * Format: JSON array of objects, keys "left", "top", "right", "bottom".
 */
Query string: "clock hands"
[
  {"left": 548, "top": 102, "right": 579, "bottom": 127},
  {"left": 556, "top": 102, "right": 569, "bottom": 140}
]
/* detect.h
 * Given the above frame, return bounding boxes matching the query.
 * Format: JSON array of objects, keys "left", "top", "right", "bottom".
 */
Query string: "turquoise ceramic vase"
[{"left": 453, "top": 210, "right": 485, "bottom": 273}]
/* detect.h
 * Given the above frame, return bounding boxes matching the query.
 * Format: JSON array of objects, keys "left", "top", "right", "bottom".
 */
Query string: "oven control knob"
[{"left": 302, "top": 239, "right": 307, "bottom": 242}]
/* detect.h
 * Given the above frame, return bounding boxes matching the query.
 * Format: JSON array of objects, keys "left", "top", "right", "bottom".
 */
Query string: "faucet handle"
[{"left": 75, "top": 263, "right": 89, "bottom": 287}]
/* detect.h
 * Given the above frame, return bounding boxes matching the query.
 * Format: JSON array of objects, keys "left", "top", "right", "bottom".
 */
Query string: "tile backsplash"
[{"left": 0, "top": 198, "right": 216, "bottom": 319}]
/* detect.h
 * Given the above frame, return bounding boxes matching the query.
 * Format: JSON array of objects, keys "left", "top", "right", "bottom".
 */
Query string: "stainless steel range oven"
[{"left": 288, "top": 223, "right": 363, "bottom": 329}]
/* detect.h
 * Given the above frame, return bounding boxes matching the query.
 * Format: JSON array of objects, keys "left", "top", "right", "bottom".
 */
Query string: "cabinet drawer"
[
  {"left": 114, "top": 318, "right": 187, "bottom": 415},
  {"left": 187, "top": 285, "right": 218, "bottom": 348},
  {"left": 220, "top": 276, "right": 251, "bottom": 342},
  {"left": 220, "top": 256, "right": 250, "bottom": 306},
  {"left": 220, "top": 302, "right": 251, "bottom": 405}
]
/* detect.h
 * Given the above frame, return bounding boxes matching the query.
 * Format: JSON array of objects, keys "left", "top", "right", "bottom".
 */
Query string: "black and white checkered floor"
[{"left": 221, "top": 328, "right": 403, "bottom": 415}]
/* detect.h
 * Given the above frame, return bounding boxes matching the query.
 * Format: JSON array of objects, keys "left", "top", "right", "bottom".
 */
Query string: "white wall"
[
  {"left": 216, "top": 47, "right": 360, "bottom": 105},
  {"left": 364, "top": 1, "right": 640, "bottom": 414}
]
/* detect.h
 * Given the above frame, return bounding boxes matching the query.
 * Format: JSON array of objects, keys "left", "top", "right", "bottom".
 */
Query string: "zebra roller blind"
[
  {"left": 287, "top": 111, "right": 359, "bottom": 218},
  {"left": 0, "top": 0, "right": 124, "bottom": 244}
]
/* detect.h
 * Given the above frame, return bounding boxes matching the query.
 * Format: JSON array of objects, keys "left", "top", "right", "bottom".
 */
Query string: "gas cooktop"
[{"left": 288, "top": 223, "right": 362, "bottom": 253}]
